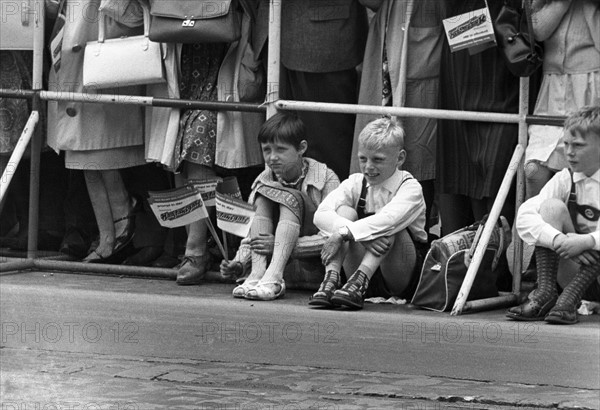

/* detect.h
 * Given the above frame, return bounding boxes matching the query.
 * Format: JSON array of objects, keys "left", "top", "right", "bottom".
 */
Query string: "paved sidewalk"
[{"left": 2, "top": 348, "right": 598, "bottom": 410}]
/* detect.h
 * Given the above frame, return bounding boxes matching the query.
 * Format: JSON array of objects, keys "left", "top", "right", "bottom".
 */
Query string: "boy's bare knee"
[
  {"left": 539, "top": 198, "right": 569, "bottom": 224},
  {"left": 336, "top": 205, "right": 358, "bottom": 221}
]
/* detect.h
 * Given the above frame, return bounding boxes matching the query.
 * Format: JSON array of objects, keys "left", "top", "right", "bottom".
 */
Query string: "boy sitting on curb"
[
  {"left": 508, "top": 106, "right": 600, "bottom": 324},
  {"left": 220, "top": 112, "right": 340, "bottom": 301},
  {"left": 310, "top": 117, "right": 428, "bottom": 309}
]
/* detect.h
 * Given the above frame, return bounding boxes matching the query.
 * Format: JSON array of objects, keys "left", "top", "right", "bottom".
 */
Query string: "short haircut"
[
  {"left": 257, "top": 111, "right": 306, "bottom": 149},
  {"left": 358, "top": 117, "right": 405, "bottom": 151},
  {"left": 564, "top": 105, "right": 600, "bottom": 139}
]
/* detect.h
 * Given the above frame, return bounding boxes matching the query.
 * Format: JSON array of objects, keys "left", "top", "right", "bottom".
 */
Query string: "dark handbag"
[
  {"left": 148, "top": 0, "right": 241, "bottom": 44},
  {"left": 410, "top": 216, "right": 511, "bottom": 312},
  {"left": 495, "top": 0, "right": 543, "bottom": 77},
  {"left": 150, "top": 0, "right": 241, "bottom": 44}
]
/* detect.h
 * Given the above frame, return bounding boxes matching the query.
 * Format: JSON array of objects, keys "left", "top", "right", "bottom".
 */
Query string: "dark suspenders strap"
[
  {"left": 567, "top": 169, "right": 579, "bottom": 232},
  {"left": 356, "top": 176, "right": 369, "bottom": 219}
]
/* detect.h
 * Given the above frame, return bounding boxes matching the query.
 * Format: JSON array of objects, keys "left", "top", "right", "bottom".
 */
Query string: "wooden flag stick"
[
  {"left": 205, "top": 218, "right": 228, "bottom": 261},
  {"left": 222, "top": 231, "right": 229, "bottom": 260}
]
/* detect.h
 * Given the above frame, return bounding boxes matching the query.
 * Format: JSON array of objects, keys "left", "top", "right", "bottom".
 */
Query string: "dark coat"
[{"left": 253, "top": 0, "right": 368, "bottom": 73}]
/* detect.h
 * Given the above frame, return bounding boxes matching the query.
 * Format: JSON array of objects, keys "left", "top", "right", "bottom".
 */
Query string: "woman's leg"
[
  {"left": 175, "top": 163, "right": 216, "bottom": 284},
  {"left": 83, "top": 169, "right": 115, "bottom": 260},
  {"left": 101, "top": 169, "right": 134, "bottom": 240},
  {"left": 525, "top": 161, "right": 554, "bottom": 200}
]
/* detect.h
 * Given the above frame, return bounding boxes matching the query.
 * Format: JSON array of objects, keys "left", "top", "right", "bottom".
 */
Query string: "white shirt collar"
[{"left": 573, "top": 169, "right": 600, "bottom": 183}]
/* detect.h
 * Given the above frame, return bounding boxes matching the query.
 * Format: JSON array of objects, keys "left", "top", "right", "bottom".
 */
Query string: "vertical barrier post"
[
  {"left": 512, "top": 77, "right": 530, "bottom": 294},
  {"left": 27, "top": 0, "right": 45, "bottom": 258},
  {"left": 266, "top": 0, "right": 281, "bottom": 119}
]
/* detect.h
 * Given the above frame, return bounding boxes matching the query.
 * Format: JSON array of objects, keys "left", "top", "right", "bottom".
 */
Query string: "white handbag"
[{"left": 83, "top": 4, "right": 165, "bottom": 89}]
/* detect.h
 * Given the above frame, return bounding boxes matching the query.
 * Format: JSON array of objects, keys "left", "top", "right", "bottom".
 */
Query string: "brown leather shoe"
[{"left": 175, "top": 255, "right": 210, "bottom": 286}]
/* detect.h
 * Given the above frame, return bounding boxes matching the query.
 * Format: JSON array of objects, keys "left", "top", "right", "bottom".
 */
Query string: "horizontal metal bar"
[
  {"left": 0, "top": 259, "right": 35, "bottom": 273},
  {"left": 460, "top": 294, "right": 519, "bottom": 314},
  {"left": 526, "top": 115, "right": 565, "bottom": 127},
  {"left": 33, "top": 259, "right": 177, "bottom": 280},
  {"left": 152, "top": 97, "right": 266, "bottom": 113},
  {"left": 1, "top": 89, "right": 569, "bottom": 124},
  {"left": 277, "top": 100, "right": 522, "bottom": 123}
]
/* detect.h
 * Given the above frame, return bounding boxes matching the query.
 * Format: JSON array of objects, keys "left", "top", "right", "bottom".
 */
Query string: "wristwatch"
[{"left": 338, "top": 225, "right": 351, "bottom": 241}]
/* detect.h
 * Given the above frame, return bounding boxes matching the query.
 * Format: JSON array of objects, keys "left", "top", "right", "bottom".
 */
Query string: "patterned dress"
[
  {"left": 0, "top": 52, "right": 32, "bottom": 155},
  {"left": 175, "top": 43, "right": 228, "bottom": 169}
]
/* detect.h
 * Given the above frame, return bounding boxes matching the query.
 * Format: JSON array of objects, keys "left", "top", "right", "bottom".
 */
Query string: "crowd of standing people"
[{"left": 0, "top": 0, "right": 598, "bottom": 320}]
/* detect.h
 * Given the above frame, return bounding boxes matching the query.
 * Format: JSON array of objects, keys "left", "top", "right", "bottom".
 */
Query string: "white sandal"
[
  {"left": 244, "top": 280, "right": 286, "bottom": 301},
  {"left": 232, "top": 280, "right": 259, "bottom": 298}
]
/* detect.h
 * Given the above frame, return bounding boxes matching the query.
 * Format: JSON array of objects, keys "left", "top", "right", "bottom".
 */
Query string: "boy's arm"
[
  {"left": 346, "top": 176, "right": 425, "bottom": 242},
  {"left": 516, "top": 169, "right": 571, "bottom": 248}
]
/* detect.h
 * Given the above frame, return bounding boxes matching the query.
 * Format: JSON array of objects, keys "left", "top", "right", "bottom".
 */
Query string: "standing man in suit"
[{"left": 253, "top": 0, "right": 369, "bottom": 179}]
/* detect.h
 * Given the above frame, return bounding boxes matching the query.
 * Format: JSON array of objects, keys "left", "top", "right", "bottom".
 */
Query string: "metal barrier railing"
[{"left": 0, "top": 0, "right": 567, "bottom": 315}]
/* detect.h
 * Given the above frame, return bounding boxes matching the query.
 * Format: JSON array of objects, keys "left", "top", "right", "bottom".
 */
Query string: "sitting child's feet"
[
  {"left": 309, "top": 270, "right": 340, "bottom": 308},
  {"left": 245, "top": 279, "right": 286, "bottom": 301},
  {"left": 232, "top": 279, "right": 259, "bottom": 298},
  {"left": 330, "top": 270, "right": 370, "bottom": 310}
]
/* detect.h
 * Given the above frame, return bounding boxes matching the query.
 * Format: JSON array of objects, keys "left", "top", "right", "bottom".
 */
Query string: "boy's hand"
[
  {"left": 361, "top": 237, "right": 391, "bottom": 257},
  {"left": 250, "top": 233, "right": 275, "bottom": 255},
  {"left": 554, "top": 233, "right": 596, "bottom": 262},
  {"left": 572, "top": 250, "right": 600, "bottom": 266},
  {"left": 220, "top": 260, "right": 243, "bottom": 280},
  {"left": 322, "top": 233, "right": 344, "bottom": 265}
]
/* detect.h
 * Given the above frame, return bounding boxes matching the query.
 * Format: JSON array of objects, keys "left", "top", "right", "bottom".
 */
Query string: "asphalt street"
[{"left": 1, "top": 270, "right": 599, "bottom": 409}]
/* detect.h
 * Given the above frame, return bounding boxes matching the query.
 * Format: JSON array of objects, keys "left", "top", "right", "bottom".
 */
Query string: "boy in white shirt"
[
  {"left": 508, "top": 106, "right": 600, "bottom": 324},
  {"left": 310, "top": 117, "right": 428, "bottom": 309}
]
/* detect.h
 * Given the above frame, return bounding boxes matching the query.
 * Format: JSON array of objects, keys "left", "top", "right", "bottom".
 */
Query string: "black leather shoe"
[
  {"left": 506, "top": 294, "right": 557, "bottom": 321},
  {"left": 545, "top": 305, "right": 579, "bottom": 325},
  {"left": 122, "top": 246, "right": 164, "bottom": 266}
]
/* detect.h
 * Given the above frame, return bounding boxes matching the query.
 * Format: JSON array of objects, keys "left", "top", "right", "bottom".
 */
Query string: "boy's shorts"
[{"left": 364, "top": 239, "right": 429, "bottom": 300}]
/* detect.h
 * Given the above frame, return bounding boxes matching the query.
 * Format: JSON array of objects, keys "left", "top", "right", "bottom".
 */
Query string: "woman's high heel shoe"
[{"left": 112, "top": 197, "right": 139, "bottom": 254}]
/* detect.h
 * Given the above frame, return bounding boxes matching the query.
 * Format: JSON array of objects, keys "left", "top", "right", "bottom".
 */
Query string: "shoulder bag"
[
  {"left": 495, "top": 0, "right": 544, "bottom": 77},
  {"left": 410, "top": 216, "right": 511, "bottom": 312}
]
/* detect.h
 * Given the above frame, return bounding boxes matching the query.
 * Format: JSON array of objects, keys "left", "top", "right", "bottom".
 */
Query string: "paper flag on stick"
[
  {"left": 188, "top": 177, "right": 222, "bottom": 207},
  {"left": 148, "top": 186, "right": 209, "bottom": 228},
  {"left": 216, "top": 192, "right": 255, "bottom": 238}
]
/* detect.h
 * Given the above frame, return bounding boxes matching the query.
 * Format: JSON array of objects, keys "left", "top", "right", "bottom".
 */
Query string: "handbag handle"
[{"left": 97, "top": 2, "right": 151, "bottom": 43}]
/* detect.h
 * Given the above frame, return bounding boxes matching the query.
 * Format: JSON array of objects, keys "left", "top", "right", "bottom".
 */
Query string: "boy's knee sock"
[
  {"left": 261, "top": 219, "right": 301, "bottom": 283},
  {"left": 532, "top": 246, "right": 559, "bottom": 302},
  {"left": 247, "top": 215, "right": 273, "bottom": 281},
  {"left": 357, "top": 250, "right": 383, "bottom": 279},
  {"left": 555, "top": 260, "right": 600, "bottom": 309}
]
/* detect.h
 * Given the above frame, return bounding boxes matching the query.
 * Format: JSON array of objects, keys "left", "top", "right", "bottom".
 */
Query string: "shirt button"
[
  {"left": 71, "top": 44, "right": 82, "bottom": 52},
  {"left": 66, "top": 107, "right": 77, "bottom": 117}
]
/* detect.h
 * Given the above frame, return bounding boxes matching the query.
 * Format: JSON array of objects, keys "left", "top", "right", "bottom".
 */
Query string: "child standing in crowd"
[
  {"left": 220, "top": 112, "right": 340, "bottom": 301},
  {"left": 310, "top": 117, "right": 427, "bottom": 310},
  {"left": 508, "top": 106, "right": 600, "bottom": 325},
  {"left": 524, "top": 0, "right": 599, "bottom": 198}
]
